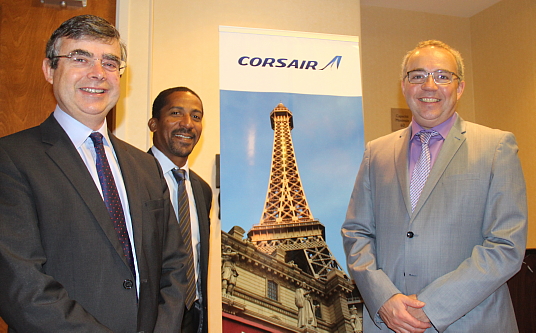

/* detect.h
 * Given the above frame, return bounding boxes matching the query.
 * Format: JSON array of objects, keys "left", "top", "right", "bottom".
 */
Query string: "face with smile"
[
  {"left": 42, "top": 37, "right": 122, "bottom": 130},
  {"left": 149, "top": 91, "right": 203, "bottom": 167},
  {"left": 401, "top": 46, "right": 465, "bottom": 129}
]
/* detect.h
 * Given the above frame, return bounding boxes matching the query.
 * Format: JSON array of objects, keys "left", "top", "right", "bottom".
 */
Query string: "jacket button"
[
  {"left": 123, "top": 279, "right": 134, "bottom": 289},
  {"left": 407, "top": 231, "right": 414, "bottom": 238}
]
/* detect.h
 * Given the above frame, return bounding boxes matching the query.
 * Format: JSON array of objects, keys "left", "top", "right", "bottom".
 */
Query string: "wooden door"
[
  {"left": 509, "top": 249, "right": 536, "bottom": 333},
  {"left": 0, "top": 1, "right": 116, "bottom": 330},
  {"left": 0, "top": 0, "right": 116, "bottom": 138}
]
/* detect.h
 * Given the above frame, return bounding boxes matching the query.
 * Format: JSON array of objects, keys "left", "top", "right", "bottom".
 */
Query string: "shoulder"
[
  {"left": 459, "top": 119, "right": 517, "bottom": 145},
  {"left": 110, "top": 135, "right": 163, "bottom": 177},
  {"left": 189, "top": 170, "right": 212, "bottom": 194},
  {"left": 369, "top": 127, "right": 408, "bottom": 147}
]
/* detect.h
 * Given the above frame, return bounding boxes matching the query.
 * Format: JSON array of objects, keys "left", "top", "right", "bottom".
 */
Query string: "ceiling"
[{"left": 360, "top": 0, "right": 502, "bottom": 18}]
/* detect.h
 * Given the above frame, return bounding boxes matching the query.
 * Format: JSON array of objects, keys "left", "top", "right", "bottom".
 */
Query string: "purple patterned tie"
[
  {"left": 89, "top": 132, "right": 135, "bottom": 278},
  {"left": 410, "top": 130, "right": 439, "bottom": 212},
  {"left": 172, "top": 168, "right": 196, "bottom": 309}
]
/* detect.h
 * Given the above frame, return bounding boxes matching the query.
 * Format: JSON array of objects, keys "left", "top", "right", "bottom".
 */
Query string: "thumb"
[{"left": 405, "top": 297, "right": 425, "bottom": 308}]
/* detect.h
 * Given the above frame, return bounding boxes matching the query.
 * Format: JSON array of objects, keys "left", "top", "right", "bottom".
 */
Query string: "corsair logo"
[{"left": 237, "top": 55, "right": 342, "bottom": 70}]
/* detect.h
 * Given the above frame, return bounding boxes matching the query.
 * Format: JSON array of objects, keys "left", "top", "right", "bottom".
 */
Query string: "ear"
[
  {"left": 148, "top": 118, "right": 157, "bottom": 132},
  {"left": 42, "top": 58, "right": 54, "bottom": 84},
  {"left": 456, "top": 80, "right": 465, "bottom": 100}
]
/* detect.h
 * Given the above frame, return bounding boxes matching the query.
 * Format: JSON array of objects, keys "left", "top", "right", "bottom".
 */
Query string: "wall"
[
  {"left": 360, "top": 5, "right": 474, "bottom": 143},
  {"left": 114, "top": 2, "right": 535, "bottom": 332},
  {"left": 115, "top": 1, "right": 362, "bottom": 332},
  {"left": 360, "top": 1, "right": 535, "bottom": 248},
  {"left": 470, "top": 0, "right": 536, "bottom": 248}
]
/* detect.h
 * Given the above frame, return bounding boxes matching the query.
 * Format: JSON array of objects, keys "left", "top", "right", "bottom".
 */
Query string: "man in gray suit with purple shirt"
[{"left": 342, "top": 40, "right": 527, "bottom": 333}]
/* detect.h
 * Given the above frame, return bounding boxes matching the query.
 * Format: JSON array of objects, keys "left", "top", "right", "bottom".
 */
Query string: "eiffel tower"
[{"left": 247, "top": 102, "right": 345, "bottom": 281}]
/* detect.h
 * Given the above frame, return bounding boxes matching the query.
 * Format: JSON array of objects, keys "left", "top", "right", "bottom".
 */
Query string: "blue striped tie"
[{"left": 172, "top": 168, "right": 196, "bottom": 309}]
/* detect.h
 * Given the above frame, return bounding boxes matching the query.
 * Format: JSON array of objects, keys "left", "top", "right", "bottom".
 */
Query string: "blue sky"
[{"left": 220, "top": 90, "right": 364, "bottom": 272}]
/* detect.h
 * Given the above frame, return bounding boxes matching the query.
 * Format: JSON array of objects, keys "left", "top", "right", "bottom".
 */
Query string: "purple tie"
[
  {"left": 410, "top": 130, "right": 439, "bottom": 212},
  {"left": 172, "top": 168, "right": 196, "bottom": 309},
  {"left": 89, "top": 132, "right": 135, "bottom": 278}
]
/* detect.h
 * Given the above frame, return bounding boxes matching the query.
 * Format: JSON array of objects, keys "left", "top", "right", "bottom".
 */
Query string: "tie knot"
[
  {"left": 89, "top": 132, "right": 104, "bottom": 147},
  {"left": 417, "top": 130, "right": 439, "bottom": 144},
  {"left": 172, "top": 168, "right": 187, "bottom": 183}
]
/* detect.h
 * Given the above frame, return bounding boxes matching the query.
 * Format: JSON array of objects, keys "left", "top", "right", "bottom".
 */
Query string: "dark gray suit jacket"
[
  {"left": 149, "top": 148, "right": 212, "bottom": 333},
  {"left": 0, "top": 114, "right": 186, "bottom": 332},
  {"left": 189, "top": 169, "right": 212, "bottom": 333}
]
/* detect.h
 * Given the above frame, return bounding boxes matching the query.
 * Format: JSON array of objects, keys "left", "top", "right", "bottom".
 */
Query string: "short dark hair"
[
  {"left": 46, "top": 15, "right": 126, "bottom": 69},
  {"left": 152, "top": 87, "right": 203, "bottom": 119}
]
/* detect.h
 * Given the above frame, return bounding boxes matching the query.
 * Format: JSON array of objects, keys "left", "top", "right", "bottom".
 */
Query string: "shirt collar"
[
  {"left": 150, "top": 146, "right": 190, "bottom": 179},
  {"left": 53, "top": 105, "right": 111, "bottom": 148},
  {"left": 410, "top": 112, "right": 457, "bottom": 140}
]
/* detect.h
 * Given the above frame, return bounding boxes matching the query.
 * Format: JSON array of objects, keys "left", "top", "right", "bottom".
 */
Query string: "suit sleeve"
[
  {"left": 0, "top": 145, "right": 112, "bottom": 332},
  {"left": 341, "top": 142, "right": 401, "bottom": 327},
  {"left": 417, "top": 132, "right": 527, "bottom": 331}
]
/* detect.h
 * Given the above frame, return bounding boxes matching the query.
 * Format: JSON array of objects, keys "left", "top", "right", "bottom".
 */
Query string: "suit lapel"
[
  {"left": 411, "top": 116, "right": 466, "bottom": 217},
  {"left": 394, "top": 127, "right": 412, "bottom": 216},
  {"left": 190, "top": 172, "right": 210, "bottom": 261},
  {"left": 42, "top": 117, "right": 129, "bottom": 266},
  {"left": 42, "top": 115, "right": 114, "bottom": 231}
]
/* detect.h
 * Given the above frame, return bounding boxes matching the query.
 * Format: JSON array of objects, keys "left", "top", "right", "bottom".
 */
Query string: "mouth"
[
  {"left": 172, "top": 130, "right": 196, "bottom": 142},
  {"left": 174, "top": 133, "right": 193, "bottom": 140},
  {"left": 418, "top": 97, "right": 440, "bottom": 103},
  {"left": 80, "top": 87, "right": 106, "bottom": 94}
]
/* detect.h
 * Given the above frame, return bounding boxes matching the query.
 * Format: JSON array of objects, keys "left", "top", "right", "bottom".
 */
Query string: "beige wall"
[
  {"left": 360, "top": 5, "right": 474, "bottom": 143},
  {"left": 360, "top": 1, "right": 535, "bottom": 248},
  {"left": 116, "top": 1, "right": 362, "bottom": 332},
  {"left": 114, "top": 1, "right": 534, "bottom": 330},
  {"left": 471, "top": 0, "right": 536, "bottom": 248}
]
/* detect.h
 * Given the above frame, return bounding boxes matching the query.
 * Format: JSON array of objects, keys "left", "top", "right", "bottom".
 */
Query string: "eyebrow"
[
  {"left": 169, "top": 106, "right": 204, "bottom": 114},
  {"left": 67, "top": 49, "right": 121, "bottom": 62},
  {"left": 408, "top": 68, "right": 452, "bottom": 73}
]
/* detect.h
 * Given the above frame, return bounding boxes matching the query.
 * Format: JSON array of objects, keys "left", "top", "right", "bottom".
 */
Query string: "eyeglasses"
[
  {"left": 51, "top": 51, "right": 126, "bottom": 75},
  {"left": 406, "top": 70, "right": 459, "bottom": 85}
]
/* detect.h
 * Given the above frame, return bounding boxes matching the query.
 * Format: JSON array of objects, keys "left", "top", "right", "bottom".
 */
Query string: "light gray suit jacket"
[{"left": 342, "top": 116, "right": 527, "bottom": 332}]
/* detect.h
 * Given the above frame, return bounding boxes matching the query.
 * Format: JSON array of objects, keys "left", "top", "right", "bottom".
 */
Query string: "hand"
[
  {"left": 378, "top": 294, "right": 432, "bottom": 333},
  {"left": 407, "top": 294, "right": 430, "bottom": 323}
]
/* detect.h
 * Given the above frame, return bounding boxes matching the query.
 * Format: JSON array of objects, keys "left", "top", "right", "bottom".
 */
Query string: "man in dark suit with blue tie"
[
  {"left": 0, "top": 15, "right": 186, "bottom": 332},
  {"left": 148, "top": 87, "right": 213, "bottom": 333}
]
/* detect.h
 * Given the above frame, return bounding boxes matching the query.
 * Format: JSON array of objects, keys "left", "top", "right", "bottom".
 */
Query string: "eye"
[
  {"left": 436, "top": 73, "right": 450, "bottom": 80},
  {"left": 72, "top": 55, "right": 89, "bottom": 64},
  {"left": 409, "top": 72, "right": 426, "bottom": 80},
  {"left": 102, "top": 60, "right": 120, "bottom": 70}
]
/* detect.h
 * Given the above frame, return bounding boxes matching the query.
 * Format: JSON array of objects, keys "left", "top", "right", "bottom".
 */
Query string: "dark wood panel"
[
  {"left": 508, "top": 249, "right": 536, "bottom": 333},
  {"left": 0, "top": 0, "right": 116, "bottom": 138}
]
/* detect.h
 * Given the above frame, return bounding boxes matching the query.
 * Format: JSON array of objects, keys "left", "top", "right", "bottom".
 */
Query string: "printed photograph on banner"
[{"left": 220, "top": 26, "right": 365, "bottom": 332}]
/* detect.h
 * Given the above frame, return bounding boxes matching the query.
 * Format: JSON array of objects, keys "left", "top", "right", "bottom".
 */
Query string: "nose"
[
  {"left": 87, "top": 60, "right": 107, "bottom": 80},
  {"left": 421, "top": 74, "right": 438, "bottom": 90},
  {"left": 179, "top": 114, "right": 194, "bottom": 128}
]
